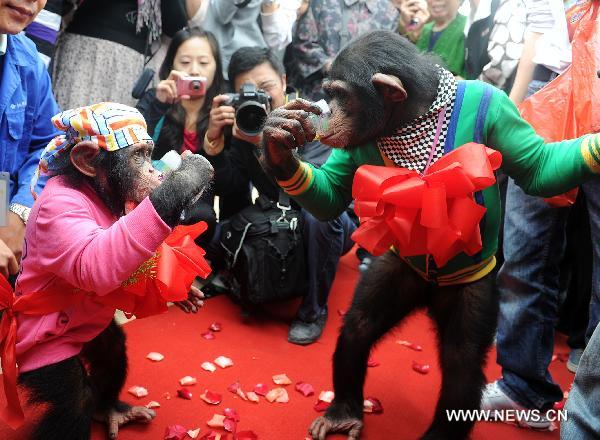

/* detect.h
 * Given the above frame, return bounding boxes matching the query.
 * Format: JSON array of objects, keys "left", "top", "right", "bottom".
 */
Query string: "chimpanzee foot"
[
  {"left": 309, "top": 415, "right": 364, "bottom": 440},
  {"left": 95, "top": 402, "right": 156, "bottom": 439}
]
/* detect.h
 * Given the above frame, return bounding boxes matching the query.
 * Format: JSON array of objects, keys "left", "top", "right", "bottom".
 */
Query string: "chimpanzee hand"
[
  {"left": 174, "top": 285, "right": 205, "bottom": 313},
  {"left": 262, "top": 98, "right": 322, "bottom": 180},
  {"left": 309, "top": 415, "right": 364, "bottom": 440},
  {"left": 150, "top": 153, "right": 213, "bottom": 227},
  {"left": 309, "top": 400, "right": 364, "bottom": 440}
]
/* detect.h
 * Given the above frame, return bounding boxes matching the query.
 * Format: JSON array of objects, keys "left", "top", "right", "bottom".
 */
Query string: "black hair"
[
  {"left": 50, "top": 147, "right": 134, "bottom": 216},
  {"left": 155, "top": 27, "right": 225, "bottom": 157},
  {"left": 228, "top": 46, "right": 285, "bottom": 85},
  {"left": 330, "top": 30, "right": 440, "bottom": 114}
]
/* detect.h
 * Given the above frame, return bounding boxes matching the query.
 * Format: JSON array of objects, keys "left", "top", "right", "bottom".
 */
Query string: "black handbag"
[{"left": 220, "top": 192, "right": 307, "bottom": 306}]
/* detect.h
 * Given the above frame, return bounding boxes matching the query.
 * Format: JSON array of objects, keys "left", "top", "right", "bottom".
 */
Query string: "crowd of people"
[{"left": 1, "top": 0, "right": 600, "bottom": 438}]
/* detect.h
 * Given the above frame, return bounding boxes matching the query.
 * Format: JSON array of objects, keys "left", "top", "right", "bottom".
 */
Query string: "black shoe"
[{"left": 288, "top": 314, "right": 327, "bottom": 345}]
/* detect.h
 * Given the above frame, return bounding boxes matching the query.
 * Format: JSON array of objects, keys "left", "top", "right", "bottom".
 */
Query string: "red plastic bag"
[{"left": 519, "top": 3, "right": 600, "bottom": 207}]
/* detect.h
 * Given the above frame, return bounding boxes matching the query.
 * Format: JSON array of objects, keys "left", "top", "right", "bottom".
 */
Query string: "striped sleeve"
[
  {"left": 580, "top": 134, "right": 600, "bottom": 173},
  {"left": 276, "top": 161, "right": 314, "bottom": 196}
]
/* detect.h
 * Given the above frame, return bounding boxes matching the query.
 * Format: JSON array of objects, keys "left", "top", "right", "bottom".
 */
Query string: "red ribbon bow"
[
  {"left": 96, "top": 222, "right": 212, "bottom": 318},
  {"left": 351, "top": 143, "right": 502, "bottom": 267},
  {"left": 0, "top": 222, "right": 211, "bottom": 429}
]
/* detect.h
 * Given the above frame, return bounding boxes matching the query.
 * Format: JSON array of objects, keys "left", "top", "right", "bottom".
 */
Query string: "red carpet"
[{"left": 0, "top": 251, "right": 573, "bottom": 439}]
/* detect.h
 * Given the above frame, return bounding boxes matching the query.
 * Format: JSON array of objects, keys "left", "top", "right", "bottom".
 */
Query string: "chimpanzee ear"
[
  {"left": 371, "top": 73, "right": 408, "bottom": 103},
  {"left": 70, "top": 141, "right": 101, "bottom": 177}
]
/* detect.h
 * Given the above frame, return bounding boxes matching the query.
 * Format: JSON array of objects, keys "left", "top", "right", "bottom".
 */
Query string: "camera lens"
[
  {"left": 236, "top": 101, "right": 268, "bottom": 136},
  {"left": 191, "top": 80, "right": 201, "bottom": 91}
]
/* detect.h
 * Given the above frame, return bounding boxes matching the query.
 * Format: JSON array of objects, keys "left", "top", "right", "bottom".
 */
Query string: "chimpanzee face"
[
  {"left": 101, "top": 142, "right": 163, "bottom": 215},
  {"left": 320, "top": 80, "right": 386, "bottom": 148}
]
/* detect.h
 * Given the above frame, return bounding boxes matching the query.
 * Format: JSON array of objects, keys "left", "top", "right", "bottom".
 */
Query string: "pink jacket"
[{"left": 15, "top": 176, "right": 171, "bottom": 373}]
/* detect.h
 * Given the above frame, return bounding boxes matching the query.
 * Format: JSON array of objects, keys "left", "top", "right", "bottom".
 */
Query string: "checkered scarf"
[{"left": 377, "top": 68, "right": 457, "bottom": 173}]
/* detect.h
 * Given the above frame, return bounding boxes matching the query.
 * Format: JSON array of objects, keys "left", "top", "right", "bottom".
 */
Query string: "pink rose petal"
[
  {"left": 210, "top": 322, "right": 222, "bottom": 332},
  {"left": 397, "top": 340, "right": 423, "bottom": 351},
  {"left": 223, "top": 418, "right": 237, "bottom": 433},
  {"left": 202, "top": 331, "right": 216, "bottom": 340},
  {"left": 363, "top": 397, "right": 383, "bottom": 414},
  {"left": 147, "top": 352, "right": 165, "bottom": 362},
  {"left": 253, "top": 383, "right": 269, "bottom": 396},
  {"left": 188, "top": 428, "right": 201, "bottom": 439},
  {"left": 146, "top": 401, "right": 161, "bottom": 409},
  {"left": 272, "top": 374, "right": 292, "bottom": 385},
  {"left": 128, "top": 386, "right": 148, "bottom": 398},
  {"left": 228, "top": 381, "right": 248, "bottom": 400},
  {"left": 318, "top": 391, "right": 335, "bottom": 403},
  {"left": 313, "top": 400, "right": 330, "bottom": 412},
  {"left": 228, "top": 381, "right": 241, "bottom": 393},
  {"left": 201, "top": 430, "right": 228, "bottom": 440},
  {"left": 234, "top": 431, "right": 258, "bottom": 440},
  {"left": 265, "top": 387, "right": 289, "bottom": 403},
  {"left": 223, "top": 408, "right": 240, "bottom": 422},
  {"left": 164, "top": 424, "right": 188, "bottom": 440},
  {"left": 295, "top": 382, "right": 315, "bottom": 397},
  {"left": 179, "top": 376, "right": 197, "bottom": 386},
  {"left": 202, "top": 362, "right": 217, "bottom": 372},
  {"left": 412, "top": 361, "right": 430, "bottom": 374},
  {"left": 177, "top": 388, "right": 193, "bottom": 400},
  {"left": 206, "top": 414, "right": 226, "bottom": 428},
  {"left": 214, "top": 356, "right": 234, "bottom": 368},
  {"left": 201, "top": 390, "right": 223, "bottom": 405},
  {"left": 246, "top": 391, "right": 259, "bottom": 402},
  {"left": 367, "top": 358, "right": 380, "bottom": 367}
]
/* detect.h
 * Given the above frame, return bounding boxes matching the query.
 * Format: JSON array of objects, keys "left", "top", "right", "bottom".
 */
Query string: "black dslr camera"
[{"left": 225, "top": 82, "right": 272, "bottom": 136}]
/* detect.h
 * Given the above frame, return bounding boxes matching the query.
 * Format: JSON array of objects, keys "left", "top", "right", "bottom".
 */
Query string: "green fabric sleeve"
[
  {"left": 292, "top": 148, "right": 359, "bottom": 220},
  {"left": 486, "top": 89, "right": 598, "bottom": 197}
]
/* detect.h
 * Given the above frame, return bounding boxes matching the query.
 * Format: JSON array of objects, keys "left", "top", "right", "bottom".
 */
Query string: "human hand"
[
  {"left": 205, "top": 94, "right": 236, "bottom": 152},
  {"left": 0, "top": 239, "right": 18, "bottom": 279},
  {"left": 399, "top": 0, "right": 429, "bottom": 30},
  {"left": 0, "top": 212, "right": 26, "bottom": 270},
  {"left": 174, "top": 285, "right": 205, "bottom": 313},
  {"left": 156, "top": 70, "right": 190, "bottom": 104}
]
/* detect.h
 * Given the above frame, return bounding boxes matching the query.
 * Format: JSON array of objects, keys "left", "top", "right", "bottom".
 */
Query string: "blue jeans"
[
  {"left": 496, "top": 79, "right": 600, "bottom": 409},
  {"left": 296, "top": 210, "right": 356, "bottom": 322},
  {"left": 561, "top": 323, "right": 600, "bottom": 438}
]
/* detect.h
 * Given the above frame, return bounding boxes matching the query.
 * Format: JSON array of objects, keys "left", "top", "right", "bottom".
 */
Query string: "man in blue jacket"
[{"left": 0, "top": 0, "right": 60, "bottom": 278}]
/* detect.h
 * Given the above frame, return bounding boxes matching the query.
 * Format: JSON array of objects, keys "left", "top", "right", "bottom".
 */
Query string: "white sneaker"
[{"left": 481, "top": 381, "right": 552, "bottom": 430}]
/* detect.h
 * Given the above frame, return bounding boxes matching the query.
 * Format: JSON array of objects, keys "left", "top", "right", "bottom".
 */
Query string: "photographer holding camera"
[
  {"left": 203, "top": 46, "right": 355, "bottom": 345},
  {"left": 137, "top": 27, "right": 251, "bottom": 243}
]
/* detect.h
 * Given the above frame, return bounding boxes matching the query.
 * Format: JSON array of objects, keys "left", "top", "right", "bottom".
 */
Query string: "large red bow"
[
  {"left": 0, "top": 222, "right": 211, "bottom": 429},
  {"left": 96, "top": 222, "right": 212, "bottom": 318},
  {"left": 352, "top": 143, "right": 502, "bottom": 267}
]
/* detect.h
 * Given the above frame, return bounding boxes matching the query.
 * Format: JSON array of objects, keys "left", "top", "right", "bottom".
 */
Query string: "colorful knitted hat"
[{"left": 31, "top": 102, "right": 153, "bottom": 196}]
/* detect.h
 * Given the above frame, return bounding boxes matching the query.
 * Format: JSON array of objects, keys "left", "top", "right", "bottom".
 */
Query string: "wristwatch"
[{"left": 9, "top": 203, "right": 31, "bottom": 224}]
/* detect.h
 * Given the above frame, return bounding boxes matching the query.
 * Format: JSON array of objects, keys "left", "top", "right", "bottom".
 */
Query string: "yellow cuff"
[
  {"left": 581, "top": 134, "right": 600, "bottom": 173},
  {"left": 277, "top": 162, "right": 313, "bottom": 196}
]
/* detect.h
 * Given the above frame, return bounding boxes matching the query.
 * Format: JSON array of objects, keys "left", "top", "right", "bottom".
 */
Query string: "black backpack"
[{"left": 220, "top": 193, "right": 307, "bottom": 307}]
